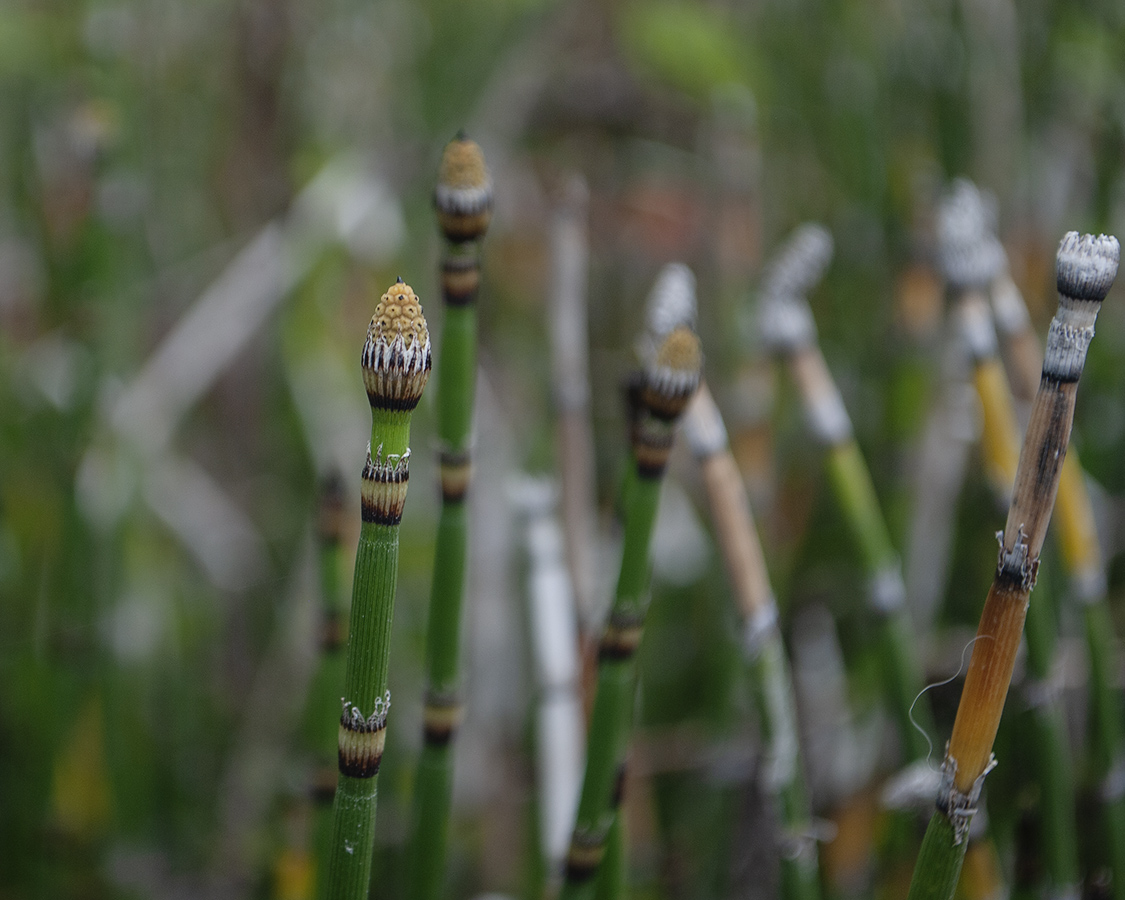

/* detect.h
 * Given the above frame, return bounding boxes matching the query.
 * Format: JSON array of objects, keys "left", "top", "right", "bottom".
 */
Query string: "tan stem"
[
  {"left": 700, "top": 449, "right": 773, "bottom": 621},
  {"left": 947, "top": 580, "right": 1029, "bottom": 791}
]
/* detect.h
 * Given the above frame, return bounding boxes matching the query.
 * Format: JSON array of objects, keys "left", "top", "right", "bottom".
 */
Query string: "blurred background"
[{"left": 4, "top": 0, "right": 1125, "bottom": 898}]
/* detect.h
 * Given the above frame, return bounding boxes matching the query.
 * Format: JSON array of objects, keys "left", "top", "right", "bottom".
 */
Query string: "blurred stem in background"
[
  {"left": 512, "top": 478, "right": 585, "bottom": 895},
  {"left": 547, "top": 174, "right": 598, "bottom": 645},
  {"left": 407, "top": 134, "right": 493, "bottom": 900},
  {"left": 684, "top": 381, "right": 821, "bottom": 900},
  {"left": 560, "top": 265, "right": 702, "bottom": 900},
  {"left": 758, "top": 225, "right": 933, "bottom": 766},
  {"left": 304, "top": 472, "right": 350, "bottom": 893}
]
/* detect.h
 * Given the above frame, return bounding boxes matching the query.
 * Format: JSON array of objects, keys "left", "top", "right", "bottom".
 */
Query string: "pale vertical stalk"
[
  {"left": 906, "top": 232, "right": 1119, "bottom": 900},
  {"left": 683, "top": 382, "right": 820, "bottom": 900},
  {"left": 548, "top": 174, "right": 598, "bottom": 637},
  {"left": 513, "top": 479, "right": 586, "bottom": 883},
  {"left": 321, "top": 280, "right": 432, "bottom": 900},
  {"left": 407, "top": 134, "right": 492, "bottom": 900},
  {"left": 560, "top": 267, "right": 702, "bottom": 900}
]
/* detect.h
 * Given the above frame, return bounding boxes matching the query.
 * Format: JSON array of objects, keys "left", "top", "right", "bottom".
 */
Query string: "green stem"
[
  {"left": 824, "top": 439, "right": 896, "bottom": 578},
  {"left": 1021, "top": 571, "right": 1079, "bottom": 897},
  {"left": 322, "top": 522, "right": 401, "bottom": 898},
  {"left": 438, "top": 301, "right": 477, "bottom": 447},
  {"left": 593, "top": 813, "right": 626, "bottom": 900},
  {"left": 824, "top": 440, "right": 931, "bottom": 761},
  {"left": 1085, "top": 601, "right": 1125, "bottom": 900},
  {"left": 908, "top": 812, "right": 969, "bottom": 900},
  {"left": 407, "top": 250, "right": 480, "bottom": 900},
  {"left": 320, "top": 404, "right": 415, "bottom": 900},
  {"left": 560, "top": 470, "right": 662, "bottom": 900}
]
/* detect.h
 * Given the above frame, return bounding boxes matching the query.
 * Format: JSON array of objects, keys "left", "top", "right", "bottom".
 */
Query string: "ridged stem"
[
  {"left": 559, "top": 471, "right": 662, "bottom": 900},
  {"left": 994, "top": 270, "right": 1125, "bottom": 898},
  {"left": 1022, "top": 578, "right": 1079, "bottom": 896},
  {"left": 1085, "top": 600, "right": 1125, "bottom": 900},
  {"left": 960, "top": 285, "right": 1078, "bottom": 898},
  {"left": 322, "top": 409, "right": 413, "bottom": 900},
  {"left": 407, "top": 243, "right": 480, "bottom": 900},
  {"left": 907, "top": 231, "right": 1117, "bottom": 900},
  {"left": 593, "top": 809, "right": 626, "bottom": 900},
  {"left": 684, "top": 384, "right": 820, "bottom": 900}
]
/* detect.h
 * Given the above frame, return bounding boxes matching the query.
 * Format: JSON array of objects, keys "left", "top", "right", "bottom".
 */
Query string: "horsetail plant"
[
  {"left": 406, "top": 133, "right": 492, "bottom": 900},
  {"left": 962, "top": 180, "right": 1125, "bottom": 899},
  {"left": 512, "top": 478, "right": 586, "bottom": 890},
  {"left": 559, "top": 264, "right": 702, "bottom": 900},
  {"left": 906, "top": 232, "right": 1119, "bottom": 900},
  {"left": 757, "top": 225, "right": 933, "bottom": 764},
  {"left": 307, "top": 473, "right": 350, "bottom": 887},
  {"left": 320, "top": 279, "right": 432, "bottom": 900},
  {"left": 937, "top": 181, "right": 1078, "bottom": 899},
  {"left": 682, "top": 381, "right": 820, "bottom": 900},
  {"left": 548, "top": 175, "right": 599, "bottom": 639}
]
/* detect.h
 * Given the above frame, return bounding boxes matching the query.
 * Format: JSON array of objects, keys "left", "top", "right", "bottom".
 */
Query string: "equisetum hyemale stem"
[
  {"left": 559, "top": 265, "right": 702, "bottom": 900},
  {"left": 320, "top": 279, "right": 432, "bottom": 900},
  {"left": 907, "top": 232, "right": 1119, "bottom": 900},
  {"left": 758, "top": 225, "right": 932, "bottom": 763},
  {"left": 683, "top": 382, "right": 820, "bottom": 900},
  {"left": 962, "top": 178, "right": 1125, "bottom": 899},
  {"left": 548, "top": 175, "right": 599, "bottom": 639},
  {"left": 406, "top": 133, "right": 492, "bottom": 900},
  {"left": 937, "top": 180, "right": 1078, "bottom": 899},
  {"left": 308, "top": 473, "right": 350, "bottom": 884}
]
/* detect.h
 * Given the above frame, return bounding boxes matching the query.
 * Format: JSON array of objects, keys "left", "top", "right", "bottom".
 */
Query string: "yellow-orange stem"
[
  {"left": 947, "top": 580, "right": 1029, "bottom": 792},
  {"left": 1054, "top": 449, "right": 1101, "bottom": 576},
  {"left": 973, "top": 360, "right": 1021, "bottom": 493}
]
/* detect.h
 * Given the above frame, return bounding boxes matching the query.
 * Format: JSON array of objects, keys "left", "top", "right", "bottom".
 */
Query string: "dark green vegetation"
[{"left": 4, "top": 3, "right": 1125, "bottom": 900}]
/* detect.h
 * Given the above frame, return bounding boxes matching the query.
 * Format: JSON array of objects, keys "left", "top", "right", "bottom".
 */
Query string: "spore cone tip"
[
  {"left": 362, "top": 280, "right": 432, "bottom": 411},
  {"left": 936, "top": 180, "right": 1006, "bottom": 290},
  {"left": 645, "top": 263, "right": 697, "bottom": 338},
  {"left": 435, "top": 133, "right": 493, "bottom": 242},
  {"left": 1056, "top": 232, "right": 1120, "bottom": 303},
  {"left": 643, "top": 325, "right": 702, "bottom": 421},
  {"left": 763, "top": 223, "right": 833, "bottom": 299}
]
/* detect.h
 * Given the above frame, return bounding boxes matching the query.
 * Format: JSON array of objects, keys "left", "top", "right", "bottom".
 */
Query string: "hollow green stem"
[
  {"left": 824, "top": 434, "right": 931, "bottom": 763},
  {"left": 907, "top": 231, "right": 1118, "bottom": 900},
  {"left": 560, "top": 470, "right": 661, "bottom": 900},
  {"left": 1022, "top": 573, "right": 1079, "bottom": 897},
  {"left": 407, "top": 133, "right": 491, "bottom": 900},
  {"left": 321, "top": 279, "right": 431, "bottom": 900},
  {"left": 1086, "top": 600, "right": 1125, "bottom": 900},
  {"left": 593, "top": 807, "right": 626, "bottom": 900}
]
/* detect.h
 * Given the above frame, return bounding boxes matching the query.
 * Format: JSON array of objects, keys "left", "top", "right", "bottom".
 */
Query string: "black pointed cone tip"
[
  {"left": 454, "top": 128, "right": 468, "bottom": 142},
  {"left": 396, "top": 275, "right": 404, "bottom": 284},
  {"left": 1057, "top": 232, "right": 1120, "bottom": 303}
]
